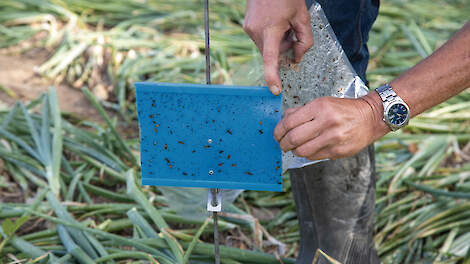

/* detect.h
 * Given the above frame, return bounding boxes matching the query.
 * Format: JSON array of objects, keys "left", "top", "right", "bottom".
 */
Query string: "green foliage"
[
  {"left": 0, "top": 0, "right": 469, "bottom": 263},
  {"left": 0, "top": 215, "right": 30, "bottom": 254},
  {"left": 0, "top": 87, "right": 293, "bottom": 264},
  {"left": 1, "top": 215, "right": 29, "bottom": 238}
]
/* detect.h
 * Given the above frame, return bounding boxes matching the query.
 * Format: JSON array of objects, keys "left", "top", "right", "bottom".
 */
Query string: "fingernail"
[{"left": 271, "top": 85, "right": 281, "bottom": 95}]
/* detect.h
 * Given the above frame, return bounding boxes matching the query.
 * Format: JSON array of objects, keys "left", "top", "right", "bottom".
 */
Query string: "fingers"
[
  {"left": 291, "top": 15, "right": 314, "bottom": 63},
  {"left": 291, "top": 132, "right": 330, "bottom": 159},
  {"left": 274, "top": 104, "right": 315, "bottom": 141},
  {"left": 262, "top": 29, "right": 284, "bottom": 95},
  {"left": 306, "top": 147, "right": 332, "bottom": 161},
  {"left": 279, "top": 30, "right": 295, "bottom": 53},
  {"left": 280, "top": 38, "right": 295, "bottom": 54},
  {"left": 283, "top": 107, "right": 299, "bottom": 117},
  {"left": 279, "top": 119, "right": 320, "bottom": 151}
]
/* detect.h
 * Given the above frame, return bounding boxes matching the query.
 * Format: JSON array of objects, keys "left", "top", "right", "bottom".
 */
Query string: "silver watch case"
[
  {"left": 376, "top": 84, "right": 410, "bottom": 131},
  {"left": 383, "top": 99, "right": 410, "bottom": 131}
]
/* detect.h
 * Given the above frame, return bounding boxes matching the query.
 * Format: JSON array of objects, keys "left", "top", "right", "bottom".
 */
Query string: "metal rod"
[
  {"left": 204, "top": 1, "right": 220, "bottom": 263},
  {"left": 209, "top": 188, "right": 220, "bottom": 264},
  {"left": 204, "top": 0, "right": 211, "bottom": 85},
  {"left": 213, "top": 211, "right": 220, "bottom": 264}
]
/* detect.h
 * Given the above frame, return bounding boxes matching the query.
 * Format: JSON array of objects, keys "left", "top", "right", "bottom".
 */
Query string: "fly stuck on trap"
[
  {"left": 135, "top": 82, "right": 282, "bottom": 264},
  {"left": 135, "top": 0, "right": 370, "bottom": 261},
  {"left": 135, "top": 2, "right": 281, "bottom": 260},
  {"left": 135, "top": 82, "right": 282, "bottom": 192}
]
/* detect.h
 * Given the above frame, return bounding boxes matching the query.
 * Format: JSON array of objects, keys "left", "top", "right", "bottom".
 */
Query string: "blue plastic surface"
[{"left": 135, "top": 82, "right": 282, "bottom": 191}]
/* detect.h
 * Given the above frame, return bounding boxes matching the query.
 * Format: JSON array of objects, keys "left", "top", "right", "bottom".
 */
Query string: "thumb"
[
  {"left": 262, "top": 30, "right": 283, "bottom": 95},
  {"left": 291, "top": 16, "right": 314, "bottom": 63}
]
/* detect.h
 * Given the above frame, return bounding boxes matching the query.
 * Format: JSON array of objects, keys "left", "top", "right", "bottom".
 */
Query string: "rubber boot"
[{"left": 289, "top": 145, "right": 380, "bottom": 264}]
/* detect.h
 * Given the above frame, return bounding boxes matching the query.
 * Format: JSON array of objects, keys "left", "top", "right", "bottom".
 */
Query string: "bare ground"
[{"left": 0, "top": 48, "right": 101, "bottom": 121}]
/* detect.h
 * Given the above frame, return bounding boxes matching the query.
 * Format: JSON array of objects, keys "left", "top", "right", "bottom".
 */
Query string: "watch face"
[{"left": 388, "top": 103, "right": 408, "bottom": 126}]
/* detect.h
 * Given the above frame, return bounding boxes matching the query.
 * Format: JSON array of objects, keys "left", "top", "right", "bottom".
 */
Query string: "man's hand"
[
  {"left": 243, "top": 0, "right": 313, "bottom": 95},
  {"left": 274, "top": 94, "right": 389, "bottom": 160}
]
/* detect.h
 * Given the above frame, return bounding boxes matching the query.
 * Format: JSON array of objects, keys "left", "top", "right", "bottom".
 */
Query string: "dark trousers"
[
  {"left": 290, "top": 146, "right": 380, "bottom": 263},
  {"left": 290, "top": 1, "right": 381, "bottom": 263}
]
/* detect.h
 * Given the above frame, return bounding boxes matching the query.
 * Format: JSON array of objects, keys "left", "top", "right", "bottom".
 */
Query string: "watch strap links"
[
  {"left": 375, "top": 83, "right": 410, "bottom": 131},
  {"left": 376, "top": 83, "right": 397, "bottom": 103}
]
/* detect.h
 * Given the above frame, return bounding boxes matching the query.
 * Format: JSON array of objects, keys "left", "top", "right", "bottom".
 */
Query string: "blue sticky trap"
[{"left": 135, "top": 82, "right": 282, "bottom": 191}]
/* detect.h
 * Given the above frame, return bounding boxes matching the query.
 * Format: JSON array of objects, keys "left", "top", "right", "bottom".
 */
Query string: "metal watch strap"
[
  {"left": 375, "top": 83, "right": 411, "bottom": 131},
  {"left": 376, "top": 84, "right": 397, "bottom": 103}
]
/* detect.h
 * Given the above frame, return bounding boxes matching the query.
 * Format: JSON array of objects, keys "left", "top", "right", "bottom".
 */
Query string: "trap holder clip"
[{"left": 207, "top": 188, "right": 222, "bottom": 212}]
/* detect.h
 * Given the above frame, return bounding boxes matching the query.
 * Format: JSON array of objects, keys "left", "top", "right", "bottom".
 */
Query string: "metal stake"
[
  {"left": 204, "top": 0, "right": 211, "bottom": 86},
  {"left": 210, "top": 189, "right": 220, "bottom": 264},
  {"left": 203, "top": 0, "right": 220, "bottom": 263}
]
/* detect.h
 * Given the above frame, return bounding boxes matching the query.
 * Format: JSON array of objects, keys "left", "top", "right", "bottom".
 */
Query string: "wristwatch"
[{"left": 375, "top": 84, "right": 410, "bottom": 131}]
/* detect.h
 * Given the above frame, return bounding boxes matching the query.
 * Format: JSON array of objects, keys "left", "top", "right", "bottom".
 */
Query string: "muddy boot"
[{"left": 289, "top": 145, "right": 380, "bottom": 264}]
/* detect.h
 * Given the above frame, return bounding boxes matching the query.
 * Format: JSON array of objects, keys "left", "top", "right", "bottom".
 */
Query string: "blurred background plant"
[{"left": 0, "top": 0, "right": 469, "bottom": 263}]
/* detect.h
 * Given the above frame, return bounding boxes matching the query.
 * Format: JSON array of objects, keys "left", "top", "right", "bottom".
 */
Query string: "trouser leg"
[{"left": 289, "top": 145, "right": 380, "bottom": 264}]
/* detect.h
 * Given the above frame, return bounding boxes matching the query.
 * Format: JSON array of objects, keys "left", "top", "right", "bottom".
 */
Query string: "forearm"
[
  {"left": 271, "top": 17, "right": 470, "bottom": 160},
  {"left": 363, "top": 21, "right": 470, "bottom": 134}
]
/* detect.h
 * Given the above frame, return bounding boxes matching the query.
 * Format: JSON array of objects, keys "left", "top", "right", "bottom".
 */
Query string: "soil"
[{"left": 0, "top": 48, "right": 101, "bottom": 121}]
